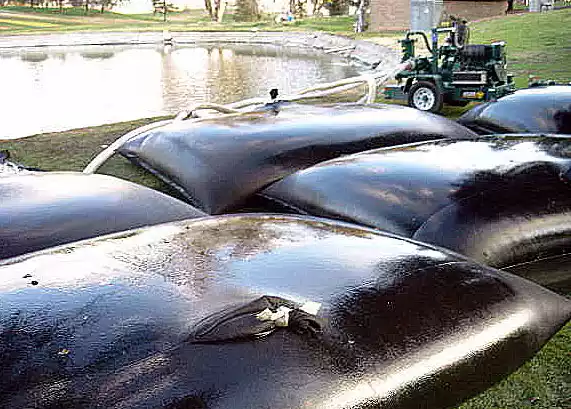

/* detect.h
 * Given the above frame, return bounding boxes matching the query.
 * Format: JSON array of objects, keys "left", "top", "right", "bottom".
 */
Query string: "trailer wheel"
[{"left": 408, "top": 81, "right": 443, "bottom": 113}]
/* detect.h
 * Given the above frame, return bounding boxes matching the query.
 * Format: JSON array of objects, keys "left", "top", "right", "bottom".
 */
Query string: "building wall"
[
  {"left": 370, "top": 0, "right": 505, "bottom": 32},
  {"left": 443, "top": 1, "right": 506, "bottom": 21},
  {"left": 370, "top": 0, "right": 410, "bottom": 31}
]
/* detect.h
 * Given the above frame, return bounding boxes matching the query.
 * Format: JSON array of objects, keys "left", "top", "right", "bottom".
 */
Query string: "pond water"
[{"left": 0, "top": 43, "right": 360, "bottom": 139}]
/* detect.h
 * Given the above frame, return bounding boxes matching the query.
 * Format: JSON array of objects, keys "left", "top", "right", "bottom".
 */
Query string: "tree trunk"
[
  {"left": 217, "top": 0, "right": 226, "bottom": 22},
  {"left": 204, "top": 0, "right": 214, "bottom": 19},
  {"left": 100, "top": 0, "right": 105, "bottom": 13},
  {"left": 59, "top": 0, "right": 63, "bottom": 13},
  {"left": 213, "top": 0, "right": 220, "bottom": 21},
  {"left": 312, "top": 0, "right": 323, "bottom": 15},
  {"left": 85, "top": 0, "right": 89, "bottom": 14}
]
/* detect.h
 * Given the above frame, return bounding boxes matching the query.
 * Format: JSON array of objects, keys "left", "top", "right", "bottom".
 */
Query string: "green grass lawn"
[
  {"left": 460, "top": 320, "right": 571, "bottom": 409},
  {"left": 0, "top": 7, "right": 569, "bottom": 409},
  {"left": 0, "top": 6, "right": 358, "bottom": 34},
  {"left": 470, "top": 9, "right": 570, "bottom": 88},
  {"left": 1, "top": 117, "right": 176, "bottom": 196},
  {"left": 0, "top": 7, "right": 404, "bottom": 38}
]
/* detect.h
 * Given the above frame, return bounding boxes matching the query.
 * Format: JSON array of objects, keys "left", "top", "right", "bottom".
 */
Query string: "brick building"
[{"left": 370, "top": 0, "right": 506, "bottom": 31}]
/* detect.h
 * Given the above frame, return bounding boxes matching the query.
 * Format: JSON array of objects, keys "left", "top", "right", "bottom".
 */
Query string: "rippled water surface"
[{"left": 0, "top": 44, "right": 360, "bottom": 139}]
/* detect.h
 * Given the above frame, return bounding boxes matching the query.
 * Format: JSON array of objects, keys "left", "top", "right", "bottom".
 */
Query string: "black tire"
[{"left": 408, "top": 81, "right": 443, "bottom": 113}]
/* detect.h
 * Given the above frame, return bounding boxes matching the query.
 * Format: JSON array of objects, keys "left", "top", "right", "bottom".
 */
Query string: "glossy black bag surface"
[
  {"left": 1, "top": 215, "right": 569, "bottom": 409},
  {"left": 0, "top": 172, "right": 205, "bottom": 260},
  {"left": 118, "top": 103, "right": 476, "bottom": 213},
  {"left": 458, "top": 86, "right": 571, "bottom": 135},
  {"left": 262, "top": 136, "right": 571, "bottom": 290}
]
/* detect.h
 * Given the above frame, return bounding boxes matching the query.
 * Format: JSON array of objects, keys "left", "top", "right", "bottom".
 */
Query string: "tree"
[
  {"left": 289, "top": 0, "right": 307, "bottom": 18},
  {"left": 354, "top": 0, "right": 366, "bottom": 32},
  {"left": 99, "top": 0, "right": 114, "bottom": 13},
  {"left": 204, "top": 0, "right": 214, "bottom": 19},
  {"left": 311, "top": 0, "right": 327, "bottom": 16},
  {"left": 324, "top": 0, "right": 349, "bottom": 16},
  {"left": 204, "top": 0, "right": 231, "bottom": 22},
  {"left": 153, "top": 0, "right": 170, "bottom": 22},
  {"left": 235, "top": 0, "right": 259, "bottom": 21}
]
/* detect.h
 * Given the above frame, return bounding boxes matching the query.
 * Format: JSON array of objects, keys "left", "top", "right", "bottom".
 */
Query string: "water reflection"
[
  {"left": 80, "top": 50, "right": 115, "bottom": 60},
  {"left": 20, "top": 51, "right": 48, "bottom": 63},
  {"left": 0, "top": 44, "right": 358, "bottom": 139}
]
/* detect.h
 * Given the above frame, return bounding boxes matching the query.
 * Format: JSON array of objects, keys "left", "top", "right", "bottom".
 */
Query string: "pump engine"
[{"left": 383, "top": 24, "right": 516, "bottom": 113}]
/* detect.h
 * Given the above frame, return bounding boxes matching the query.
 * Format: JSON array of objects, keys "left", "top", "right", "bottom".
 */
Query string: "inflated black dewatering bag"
[
  {"left": 458, "top": 86, "right": 571, "bottom": 135},
  {"left": 1, "top": 215, "right": 569, "bottom": 409},
  {"left": 0, "top": 172, "right": 205, "bottom": 260},
  {"left": 118, "top": 103, "right": 477, "bottom": 214},
  {"left": 262, "top": 135, "right": 571, "bottom": 291}
]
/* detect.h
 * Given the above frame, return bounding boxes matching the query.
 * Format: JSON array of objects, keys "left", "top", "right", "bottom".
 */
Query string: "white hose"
[
  {"left": 324, "top": 46, "right": 356, "bottom": 54},
  {"left": 176, "top": 103, "right": 244, "bottom": 120},
  {"left": 83, "top": 119, "right": 172, "bottom": 174},
  {"left": 83, "top": 60, "right": 410, "bottom": 174},
  {"left": 83, "top": 104, "right": 247, "bottom": 174}
]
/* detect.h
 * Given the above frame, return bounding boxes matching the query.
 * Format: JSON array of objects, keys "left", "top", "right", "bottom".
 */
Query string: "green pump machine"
[{"left": 383, "top": 22, "right": 516, "bottom": 113}]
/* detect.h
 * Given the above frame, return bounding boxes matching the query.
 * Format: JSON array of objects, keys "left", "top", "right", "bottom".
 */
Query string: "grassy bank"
[
  {"left": 1, "top": 117, "right": 176, "bottom": 195},
  {"left": 0, "top": 6, "right": 381, "bottom": 36},
  {"left": 469, "top": 9, "right": 570, "bottom": 88}
]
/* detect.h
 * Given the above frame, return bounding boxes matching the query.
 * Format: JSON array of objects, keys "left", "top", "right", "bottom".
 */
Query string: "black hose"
[{"left": 406, "top": 31, "right": 432, "bottom": 53}]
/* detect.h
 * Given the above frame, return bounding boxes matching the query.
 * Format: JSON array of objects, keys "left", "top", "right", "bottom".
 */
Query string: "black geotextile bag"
[
  {"left": 1, "top": 214, "right": 570, "bottom": 409},
  {"left": 0, "top": 172, "right": 205, "bottom": 259},
  {"left": 458, "top": 85, "right": 571, "bottom": 135},
  {"left": 118, "top": 102, "right": 477, "bottom": 214},
  {"left": 260, "top": 135, "right": 571, "bottom": 292}
]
